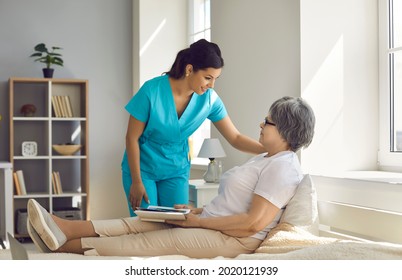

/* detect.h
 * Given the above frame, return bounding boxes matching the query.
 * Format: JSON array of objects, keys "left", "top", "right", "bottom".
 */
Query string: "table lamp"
[{"left": 197, "top": 138, "right": 226, "bottom": 183}]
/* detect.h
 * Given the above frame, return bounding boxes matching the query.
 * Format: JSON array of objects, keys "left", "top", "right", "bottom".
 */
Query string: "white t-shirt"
[{"left": 200, "top": 151, "right": 303, "bottom": 240}]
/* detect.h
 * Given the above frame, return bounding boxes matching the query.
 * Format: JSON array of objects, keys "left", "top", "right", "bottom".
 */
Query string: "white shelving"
[{"left": 9, "top": 77, "right": 89, "bottom": 238}]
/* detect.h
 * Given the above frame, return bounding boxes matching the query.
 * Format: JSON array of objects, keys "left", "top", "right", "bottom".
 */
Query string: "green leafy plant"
[{"left": 30, "top": 43, "right": 64, "bottom": 69}]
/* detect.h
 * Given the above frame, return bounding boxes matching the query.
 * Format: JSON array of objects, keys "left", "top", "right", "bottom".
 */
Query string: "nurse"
[{"left": 122, "top": 39, "right": 265, "bottom": 216}]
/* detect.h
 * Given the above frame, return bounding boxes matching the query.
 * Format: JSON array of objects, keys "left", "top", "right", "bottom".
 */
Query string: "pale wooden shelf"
[{"left": 8, "top": 77, "right": 90, "bottom": 237}]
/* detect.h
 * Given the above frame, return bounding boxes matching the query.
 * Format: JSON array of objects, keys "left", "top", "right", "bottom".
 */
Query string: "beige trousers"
[{"left": 81, "top": 217, "right": 262, "bottom": 258}]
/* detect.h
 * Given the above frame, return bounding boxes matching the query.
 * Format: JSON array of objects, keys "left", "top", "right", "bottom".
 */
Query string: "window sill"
[{"left": 310, "top": 170, "right": 402, "bottom": 185}]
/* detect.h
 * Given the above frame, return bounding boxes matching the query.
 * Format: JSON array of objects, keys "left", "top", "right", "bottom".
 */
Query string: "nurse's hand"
[{"left": 129, "top": 182, "right": 149, "bottom": 209}]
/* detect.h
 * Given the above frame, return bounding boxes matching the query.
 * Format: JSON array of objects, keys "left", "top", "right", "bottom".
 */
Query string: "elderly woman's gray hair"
[{"left": 269, "top": 96, "right": 315, "bottom": 152}]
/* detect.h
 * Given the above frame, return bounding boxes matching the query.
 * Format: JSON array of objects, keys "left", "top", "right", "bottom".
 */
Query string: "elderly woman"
[{"left": 27, "top": 96, "right": 315, "bottom": 258}]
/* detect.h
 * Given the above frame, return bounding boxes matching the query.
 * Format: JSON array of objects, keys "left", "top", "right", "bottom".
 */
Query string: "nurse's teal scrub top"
[{"left": 121, "top": 75, "right": 227, "bottom": 180}]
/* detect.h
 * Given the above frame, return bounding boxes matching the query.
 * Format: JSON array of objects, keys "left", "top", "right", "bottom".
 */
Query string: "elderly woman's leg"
[
  {"left": 80, "top": 226, "right": 261, "bottom": 258},
  {"left": 28, "top": 198, "right": 171, "bottom": 254},
  {"left": 28, "top": 199, "right": 98, "bottom": 251}
]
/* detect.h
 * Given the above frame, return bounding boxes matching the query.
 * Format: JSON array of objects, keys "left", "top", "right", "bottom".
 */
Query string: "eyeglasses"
[{"left": 263, "top": 118, "right": 276, "bottom": 126}]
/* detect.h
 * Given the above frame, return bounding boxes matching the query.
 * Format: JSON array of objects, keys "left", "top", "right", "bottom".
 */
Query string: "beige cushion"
[
  {"left": 279, "top": 174, "right": 319, "bottom": 235},
  {"left": 255, "top": 222, "right": 339, "bottom": 254}
]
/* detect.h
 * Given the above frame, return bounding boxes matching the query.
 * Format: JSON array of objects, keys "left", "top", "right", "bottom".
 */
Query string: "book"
[
  {"left": 134, "top": 206, "right": 190, "bottom": 222},
  {"left": 13, "top": 172, "right": 22, "bottom": 195},
  {"left": 65, "top": 96, "right": 73, "bottom": 117},
  {"left": 56, "top": 95, "right": 67, "bottom": 117},
  {"left": 52, "top": 172, "right": 58, "bottom": 194},
  {"left": 54, "top": 171, "right": 63, "bottom": 194},
  {"left": 15, "top": 170, "right": 27, "bottom": 195},
  {"left": 51, "top": 96, "right": 61, "bottom": 117}
]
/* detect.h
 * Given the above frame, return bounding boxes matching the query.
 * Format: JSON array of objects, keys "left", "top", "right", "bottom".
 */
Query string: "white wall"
[
  {"left": 300, "top": 0, "right": 379, "bottom": 175},
  {"left": 0, "top": 0, "right": 132, "bottom": 219},
  {"left": 0, "top": 0, "right": 382, "bottom": 220},
  {"left": 133, "top": 0, "right": 188, "bottom": 91},
  {"left": 211, "top": 0, "right": 379, "bottom": 175},
  {"left": 211, "top": 0, "right": 301, "bottom": 170}
]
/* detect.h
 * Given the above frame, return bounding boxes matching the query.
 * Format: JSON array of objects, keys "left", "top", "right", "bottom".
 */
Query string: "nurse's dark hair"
[
  {"left": 269, "top": 96, "right": 315, "bottom": 152},
  {"left": 165, "top": 39, "right": 224, "bottom": 79}
]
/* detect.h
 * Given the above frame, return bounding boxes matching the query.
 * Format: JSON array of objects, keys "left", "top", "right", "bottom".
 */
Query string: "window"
[
  {"left": 379, "top": 0, "right": 402, "bottom": 167},
  {"left": 389, "top": 0, "right": 402, "bottom": 151},
  {"left": 189, "top": 0, "right": 211, "bottom": 42},
  {"left": 188, "top": 0, "right": 211, "bottom": 164}
]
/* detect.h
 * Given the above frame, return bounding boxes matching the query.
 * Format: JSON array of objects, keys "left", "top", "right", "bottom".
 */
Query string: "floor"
[
  {"left": 1, "top": 236, "right": 38, "bottom": 252},
  {"left": 21, "top": 240, "right": 38, "bottom": 251}
]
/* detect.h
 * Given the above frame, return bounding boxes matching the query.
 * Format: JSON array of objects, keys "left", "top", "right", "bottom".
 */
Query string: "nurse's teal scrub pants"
[{"left": 122, "top": 168, "right": 190, "bottom": 216}]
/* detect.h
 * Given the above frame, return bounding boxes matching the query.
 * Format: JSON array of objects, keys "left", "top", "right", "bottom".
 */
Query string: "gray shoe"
[
  {"left": 27, "top": 220, "right": 52, "bottom": 253},
  {"left": 27, "top": 199, "right": 67, "bottom": 251}
]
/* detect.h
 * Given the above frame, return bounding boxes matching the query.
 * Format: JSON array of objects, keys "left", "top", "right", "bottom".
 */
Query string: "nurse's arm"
[
  {"left": 213, "top": 116, "right": 266, "bottom": 154},
  {"left": 126, "top": 116, "right": 148, "bottom": 207}
]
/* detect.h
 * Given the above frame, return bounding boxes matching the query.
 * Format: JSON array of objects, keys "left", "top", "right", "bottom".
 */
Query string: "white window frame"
[
  {"left": 378, "top": 0, "right": 402, "bottom": 168},
  {"left": 188, "top": 0, "right": 211, "bottom": 166}
]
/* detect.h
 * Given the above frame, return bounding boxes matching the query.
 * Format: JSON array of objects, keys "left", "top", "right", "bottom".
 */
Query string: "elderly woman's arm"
[{"left": 168, "top": 194, "right": 280, "bottom": 237}]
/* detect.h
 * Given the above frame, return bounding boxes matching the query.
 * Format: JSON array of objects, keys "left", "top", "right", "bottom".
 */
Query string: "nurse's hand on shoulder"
[{"left": 129, "top": 182, "right": 149, "bottom": 209}]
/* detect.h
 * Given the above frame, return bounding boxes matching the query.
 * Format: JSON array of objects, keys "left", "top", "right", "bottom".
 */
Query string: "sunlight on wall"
[
  {"left": 302, "top": 35, "right": 345, "bottom": 175},
  {"left": 139, "top": 19, "right": 166, "bottom": 57},
  {"left": 300, "top": 0, "right": 379, "bottom": 174},
  {"left": 71, "top": 125, "right": 81, "bottom": 143}
]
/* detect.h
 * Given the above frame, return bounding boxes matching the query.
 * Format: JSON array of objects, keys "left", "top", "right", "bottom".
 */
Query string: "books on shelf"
[
  {"left": 13, "top": 170, "right": 66, "bottom": 195},
  {"left": 51, "top": 95, "right": 73, "bottom": 118},
  {"left": 52, "top": 171, "right": 63, "bottom": 194},
  {"left": 13, "top": 169, "right": 65, "bottom": 195},
  {"left": 13, "top": 170, "right": 27, "bottom": 195}
]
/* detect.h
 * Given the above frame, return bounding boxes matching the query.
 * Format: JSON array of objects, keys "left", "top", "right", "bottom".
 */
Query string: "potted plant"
[{"left": 30, "top": 43, "right": 63, "bottom": 78}]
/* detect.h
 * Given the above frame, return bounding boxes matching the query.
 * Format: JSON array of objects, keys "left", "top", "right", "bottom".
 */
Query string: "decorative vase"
[
  {"left": 20, "top": 104, "right": 36, "bottom": 117},
  {"left": 42, "top": 68, "right": 54, "bottom": 78}
]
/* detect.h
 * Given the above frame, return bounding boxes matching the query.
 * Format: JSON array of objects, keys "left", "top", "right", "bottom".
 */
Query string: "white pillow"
[{"left": 279, "top": 174, "right": 319, "bottom": 235}]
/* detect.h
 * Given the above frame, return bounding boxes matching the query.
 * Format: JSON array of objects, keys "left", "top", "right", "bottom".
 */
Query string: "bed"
[{"left": 1, "top": 174, "right": 402, "bottom": 260}]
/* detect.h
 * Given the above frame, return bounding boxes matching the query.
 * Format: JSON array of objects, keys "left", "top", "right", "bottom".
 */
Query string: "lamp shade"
[{"left": 197, "top": 138, "right": 226, "bottom": 159}]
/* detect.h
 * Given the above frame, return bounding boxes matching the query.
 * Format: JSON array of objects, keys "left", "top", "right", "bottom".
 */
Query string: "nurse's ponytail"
[
  {"left": 165, "top": 48, "right": 191, "bottom": 79},
  {"left": 164, "top": 39, "right": 224, "bottom": 79}
]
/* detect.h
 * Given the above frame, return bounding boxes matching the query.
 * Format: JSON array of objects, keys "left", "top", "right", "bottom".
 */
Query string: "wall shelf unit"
[{"left": 9, "top": 77, "right": 89, "bottom": 238}]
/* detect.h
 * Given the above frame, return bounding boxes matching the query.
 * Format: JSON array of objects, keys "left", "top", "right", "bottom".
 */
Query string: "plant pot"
[{"left": 42, "top": 68, "right": 54, "bottom": 78}]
